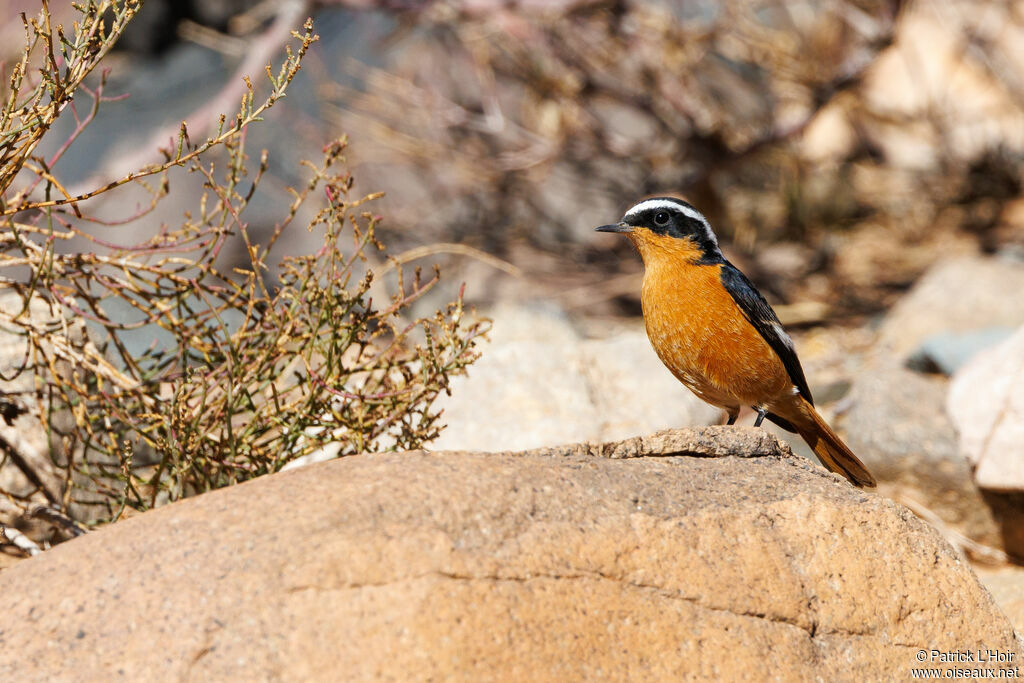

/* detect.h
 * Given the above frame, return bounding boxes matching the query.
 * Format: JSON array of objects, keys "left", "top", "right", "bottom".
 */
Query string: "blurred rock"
[
  {"left": 842, "top": 365, "right": 1003, "bottom": 546},
  {"left": 864, "top": 2, "right": 1024, "bottom": 165},
  {"left": 0, "top": 428, "right": 1018, "bottom": 680},
  {"left": 188, "top": 0, "right": 261, "bottom": 30},
  {"left": 974, "top": 565, "right": 1024, "bottom": 635},
  {"left": 948, "top": 325, "right": 1024, "bottom": 492},
  {"left": 906, "top": 327, "right": 1015, "bottom": 375},
  {"left": 874, "top": 256, "right": 1024, "bottom": 359},
  {"left": 799, "top": 101, "right": 857, "bottom": 162},
  {"left": 842, "top": 256, "right": 1024, "bottom": 558},
  {"left": 115, "top": 0, "right": 185, "bottom": 54},
  {"left": 0, "top": 3, "right": 78, "bottom": 62},
  {"left": 428, "top": 304, "right": 719, "bottom": 452}
]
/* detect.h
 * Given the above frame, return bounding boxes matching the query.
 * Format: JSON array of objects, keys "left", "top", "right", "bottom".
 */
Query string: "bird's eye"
[{"left": 653, "top": 211, "right": 670, "bottom": 226}]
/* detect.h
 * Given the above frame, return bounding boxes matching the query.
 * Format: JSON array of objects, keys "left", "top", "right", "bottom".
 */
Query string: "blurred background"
[
  {"left": 6, "top": 0, "right": 1021, "bottom": 316},
  {"left": 3, "top": 0, "right": 1024, "bottom": 616}
]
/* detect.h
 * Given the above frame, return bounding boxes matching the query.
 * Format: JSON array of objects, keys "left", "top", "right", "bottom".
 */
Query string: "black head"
[{"left": 595, "top": 197, "right": 724, "bottom": 263}]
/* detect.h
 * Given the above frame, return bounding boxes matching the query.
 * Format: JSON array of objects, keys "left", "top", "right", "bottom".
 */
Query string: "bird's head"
[{"left": 595, "top": 197, "right": 724, "bottom": 265}]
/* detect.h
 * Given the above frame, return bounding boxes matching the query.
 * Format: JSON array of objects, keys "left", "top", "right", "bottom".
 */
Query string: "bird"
[{"left": 595, "top": 197, "right": 876, "bottom": 487}]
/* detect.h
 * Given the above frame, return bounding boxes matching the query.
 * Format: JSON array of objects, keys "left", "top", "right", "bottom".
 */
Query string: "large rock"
[
  {"left": 429, "top": 303, "right": 719, "bottom": 451},
  {"left": 947, "top": 325, "right": 1024, "bottom": 558},
  {"left": 0, "top": 428, "right": 1019, "bottom": 680},
  {"left": 949, "top": 325, "right": 1024, "bottom": 492},
  {"left": 873, "top": 256, "right": 1024, "bottom": 359},
  {"left": 842, "top": 256, "right": 1024, "bottom": 557}
]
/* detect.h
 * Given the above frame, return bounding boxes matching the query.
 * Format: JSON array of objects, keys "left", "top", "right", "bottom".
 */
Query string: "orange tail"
[{"left": 785, "top": 397, "right": 876, "bottom": 488}]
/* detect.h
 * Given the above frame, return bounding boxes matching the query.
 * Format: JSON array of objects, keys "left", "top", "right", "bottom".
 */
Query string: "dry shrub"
[{"left": 0, "top": 1, "right": 486, "bottom": 550}]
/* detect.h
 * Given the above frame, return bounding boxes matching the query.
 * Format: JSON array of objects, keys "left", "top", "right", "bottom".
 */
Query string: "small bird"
[{"left": 596, "top": 197, "right": 876, "bottom": 487}]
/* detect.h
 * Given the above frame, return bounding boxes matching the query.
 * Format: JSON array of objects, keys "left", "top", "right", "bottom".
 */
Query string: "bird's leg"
[{"left": 753, "top": 408, "right": 767, "bottom": 428}]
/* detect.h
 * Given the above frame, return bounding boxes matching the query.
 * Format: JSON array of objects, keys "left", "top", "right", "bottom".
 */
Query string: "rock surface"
[
  {"left": 0, "top": 427, "right": 1019, "bottom": 681},
  {"left": 429, "top": 303, "right": 719, "bottom": 451}
]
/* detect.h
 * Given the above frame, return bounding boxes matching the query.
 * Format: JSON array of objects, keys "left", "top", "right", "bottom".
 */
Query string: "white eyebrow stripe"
[
  {"left": 623, "top": 198, "right": 720, "bottom": 248},
  {"left": 624, "top": 199, "right": 709, "bottom": 228}
]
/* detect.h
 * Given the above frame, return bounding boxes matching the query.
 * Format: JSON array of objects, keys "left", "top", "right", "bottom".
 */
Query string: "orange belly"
[{"left": 640, "top": 260, "right": 794, "bottom": 411}]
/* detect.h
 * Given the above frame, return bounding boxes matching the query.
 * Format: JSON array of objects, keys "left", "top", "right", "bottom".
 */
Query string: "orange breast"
[{"left": 633, "top": 234, "right": 793, "bottom": 410}]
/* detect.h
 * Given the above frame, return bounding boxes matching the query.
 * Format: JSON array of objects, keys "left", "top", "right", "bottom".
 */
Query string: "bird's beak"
[{"left": 595, "top": 222, "right": 632, "bottom": 233}]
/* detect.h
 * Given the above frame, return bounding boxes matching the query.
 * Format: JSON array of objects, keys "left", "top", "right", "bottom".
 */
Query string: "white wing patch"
[{"left": 771, "top": 321, "right": 794, "bottom": 350}]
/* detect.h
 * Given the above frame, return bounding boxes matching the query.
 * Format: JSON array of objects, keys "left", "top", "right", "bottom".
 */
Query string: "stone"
[
  {"left": 0, "top": 427, "right": 1019, "bottom": 680},
  {"left": 948, "top": 325, "right": 1024, "bottom": 492},
  {"left": 906, "top": 327, "right": 1015, "bottom": 376},
  {"left": 873, "top": 256, "right": 1024, "bottom": 359},
  {"left": 862, "top": 2, "right": 1024, "bottom": 163},
  {"left": 428, "top": 303, "right": 719, "bottom": 451},
  {"left": 946, "top": 325, "right": 1024, "bottom": 558}
]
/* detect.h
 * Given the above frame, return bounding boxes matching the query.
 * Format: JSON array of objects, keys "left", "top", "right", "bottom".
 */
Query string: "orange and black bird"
[{"left": 596, "top": 197, "right": 876, "bottom": 487}]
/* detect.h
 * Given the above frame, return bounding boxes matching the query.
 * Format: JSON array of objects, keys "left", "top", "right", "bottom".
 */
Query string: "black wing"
[{"left": 719, "top": 262, "right": 813, "bottom": 406}]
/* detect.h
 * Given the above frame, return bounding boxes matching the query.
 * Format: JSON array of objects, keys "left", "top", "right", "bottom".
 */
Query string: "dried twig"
[
  {"left": 0, "top": 525, "right": 42, "bottom": 557},
  {"left": 898, "top": 492, "right": 1013, "bottom": 565},
  {"left": 28, "top": 505, "right": 86, "bottom": 537},
  {"left": 0, "top": 434, "right": 59, "bottom": 506},
  {"left": 381, "top": 243, "right": 522, "bottom": 278}
]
